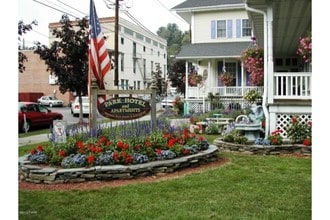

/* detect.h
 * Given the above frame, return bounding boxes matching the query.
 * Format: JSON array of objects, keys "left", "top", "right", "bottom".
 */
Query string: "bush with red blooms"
[
  {"left": 286, "top": 116, "right": 312, "bottom": 145},
  {"left": 268, "top": 129, "right": 284, "bottom": 145}
]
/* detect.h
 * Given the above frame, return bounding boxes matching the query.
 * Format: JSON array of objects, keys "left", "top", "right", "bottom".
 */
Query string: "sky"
[{"left": 18, "top": 0, "right": 189, "bottom": 47}]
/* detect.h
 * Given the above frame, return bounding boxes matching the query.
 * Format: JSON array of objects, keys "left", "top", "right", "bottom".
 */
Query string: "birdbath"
[{"left": 235, "top": 105, "right": 264, "bottom": 142}]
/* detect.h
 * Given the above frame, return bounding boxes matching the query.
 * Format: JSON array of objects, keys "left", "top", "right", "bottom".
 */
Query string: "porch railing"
[
  {"left": 187, "top": 72, "right": 312, "bottom": 101},
  {"left": 273, "top": 72, "right": 312, "bottom": 99},
  {"left": 187, "top": 86, "right": 263, "bottom": 98}
]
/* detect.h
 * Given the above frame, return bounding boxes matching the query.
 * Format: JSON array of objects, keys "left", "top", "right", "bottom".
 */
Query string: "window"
[
  {"left": 125, "top": 80, "right": 129, "bottom": 90},
  {"left": 124, "top": 27, "right": 133, "bottom": 36},
  {"left": 143, "top": 46, "right": 146, "bottom": 52},
  {"left": 133, "top": 59, "right": 136, "bottom": 74},
  {"left": 133, "top": 42, "right": 136, "bottom": 57},
  {"left": 151, "top": 61, "right": 154, "bottom": 73},
  {"left": 217, "top": 20, "right": 226, "bottom": 38},
  {"left": 120, "top": 53, "right": 124, "bottom": 72},
  {"left": 143, "top": 59, "right": 146, "bottom": 79},
  {"left": 121, "top": 37, "right": 124, "bottom": 45},
  {"left": 242, "top": 19, "right": 252, "bottom": 37},
  {"left": 121, "top": 79, "right": 125, "bottom": 89}
]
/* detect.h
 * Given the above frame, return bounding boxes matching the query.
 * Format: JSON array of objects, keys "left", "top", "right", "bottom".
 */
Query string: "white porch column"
[
  {"left": 185, "top": 61, "right": 189, "bottom": 112},
  {"left": 267, "top": 6, "right": 274, "bottom": 104},
  {"left": 241, "top": 61, "right": 245, "bottom": 95}
]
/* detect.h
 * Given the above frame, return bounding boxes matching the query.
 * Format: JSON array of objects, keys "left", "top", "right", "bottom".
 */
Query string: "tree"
[
  {"left": 168, "top": 60, "right": 186, "bottom": 95},
  {"left": 34, "top": 15, "right": 89, "bottom": 123},
  {"left": 157, "top": 24, "right": 190, "bottom": 96},
  {"left": 152, "top": 64, "right": 165, "bottom": 96},
  {"left": 18, "top": 20, "right": 38, "bottom": 73}
]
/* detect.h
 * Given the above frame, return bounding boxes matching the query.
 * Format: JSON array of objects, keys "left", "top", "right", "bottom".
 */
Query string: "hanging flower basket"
[
  {"left": 241, "top": 47, "right": 264, "bottom": 86},
  {"left": 219, "top": 72, "right": 233, "bottom": 86},
  {"left": 297, "top": 35, "right": 312, "bottom": 64}
]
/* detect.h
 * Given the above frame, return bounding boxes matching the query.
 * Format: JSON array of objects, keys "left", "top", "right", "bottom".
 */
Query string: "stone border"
[
  {"left": 213, "top": 138, "right": 311, "bottom": 156},
  {"left": 19, "top": 145, "right": 219, "bottom": 184}
]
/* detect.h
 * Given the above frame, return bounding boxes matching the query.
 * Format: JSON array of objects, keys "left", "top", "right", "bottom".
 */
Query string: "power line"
[
  {"left": 32, "top": 0, "right": 79, "bottom": 19},
  {"left": 44, "top": 0, "right": 82, "bottom": 18},
  {"left": 153, "top": 0, "right": 187, "bottom": 24},
  {"left": 56, "top": 0, "right": 87, "bottom": 17}
]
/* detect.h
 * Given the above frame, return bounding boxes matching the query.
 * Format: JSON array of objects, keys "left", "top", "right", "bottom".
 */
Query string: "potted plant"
[
  {"left": 219, "top": 72, "right": 234, "bottom": 86},
  {"left": 241, "top": 47, "right": 264, "bottom": 86}
]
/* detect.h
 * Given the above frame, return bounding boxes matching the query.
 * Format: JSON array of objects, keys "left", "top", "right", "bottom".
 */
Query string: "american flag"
[{"left": 89, "top": 0, "right": 111, "bottom": 89}]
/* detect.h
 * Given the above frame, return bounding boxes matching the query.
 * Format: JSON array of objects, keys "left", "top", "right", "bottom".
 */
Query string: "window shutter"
[
  {"left": 211, "top": 20, "right": 216, "bottom": 39},
  {"left": 227, "top": 20, "right": 232, "bottom": 38},
  {"left": 236, "top": 19, "right": 241, "bottom": 38}
]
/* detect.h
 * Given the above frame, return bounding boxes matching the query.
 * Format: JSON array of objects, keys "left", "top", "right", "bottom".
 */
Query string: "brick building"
[{"left": 18, "top": 50, "right": 73, "bottom": 106}]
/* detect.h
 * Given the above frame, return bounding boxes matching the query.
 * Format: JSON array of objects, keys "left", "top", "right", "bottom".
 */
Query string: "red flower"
[
  {"left": 167, "top": 138, "right": 176, "bottom": 148},
  {"left": 117, "top": 140, "right": 124, "bottom": 148},
  {"left": 113, "top": 152, "right": 119, "bottom": 161},
  {"left": 308, "top": 121, "right": 312, "bottom": 127},
  {"left": 292, "top": 117, "right": 297, "bottom": 123},
  {"left": 98, "top": 136, "right": 107, "bottom": 144},
  {"left": 30, "top": 149, "right": 37, "bottom": 155},
  {"left": 76, "top": 140, "right": 84, "bottom": 149},
  {"left": 145, "top": 140, "right": 151, "bottom": 147},
  {"left": 183, "top": 148, "right": 190, "bottom": 155},
  {"left": 58, "top": 149, "right": 66, "bottom": 157},
  {"left": 156, "top": 148, "right": 162, "bottom": 155},
  {"left": 87, "top": 155, "right": 95, "bottom": 164},
  {"left": 125, "top": 155, "right": 133, "bottom": 164},
  {"left": 303, "top": 139, "right": 311, "bottom": 146},
  {"left": 134, "top": 144, "right": 141, "bottom": 151},
  {"left": 36, "top": 145, "right": 43, "bottom": 152},
  {"left": 198, "top": 135, "right": 204, "bottom": 142}
]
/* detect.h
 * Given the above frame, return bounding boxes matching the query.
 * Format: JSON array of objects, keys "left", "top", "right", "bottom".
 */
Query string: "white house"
[
  {"left": 49, "top": 16, "right": 167, "bottom": 92},
  {"left": 172, "top": 0, "right": 311, "bottom": 138}
]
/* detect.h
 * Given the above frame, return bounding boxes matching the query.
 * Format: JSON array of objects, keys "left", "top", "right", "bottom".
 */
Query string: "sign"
[
  {"left": 99, "top": 97, "right": 151, "bottom": 120},
  {"left": 53, "top": 120, "right": 67, "bottom": 143}
]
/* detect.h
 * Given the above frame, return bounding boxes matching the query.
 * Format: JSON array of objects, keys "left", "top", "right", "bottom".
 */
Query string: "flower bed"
[
  {"left": 214, "top": 138, "right": 311, "bottom": 157},
  {"left": 19, "top": 145, "right": 219, "bottom": 184},
  {"left": 19, "top": 119, "right": 222, "bottom": 184}
]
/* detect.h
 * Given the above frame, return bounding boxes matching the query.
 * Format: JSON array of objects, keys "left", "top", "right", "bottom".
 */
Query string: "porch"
[
  {"left": 185, "top": 72, "right": 312, "bottom": 138},
  {"left": 186, "top": 71, "right": 312, "bottom": 102}
]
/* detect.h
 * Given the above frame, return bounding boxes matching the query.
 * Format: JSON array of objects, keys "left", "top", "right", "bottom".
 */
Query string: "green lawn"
[{"left": 19, "top": 151, "right": 311, "bottom": 220}]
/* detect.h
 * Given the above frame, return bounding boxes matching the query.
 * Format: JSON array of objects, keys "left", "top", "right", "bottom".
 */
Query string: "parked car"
[
  {"left": 37, "top": 95, "right": 64, "bottom": 107},
  {"left": 18, "top": 102, "right": 63, "bottom": 133},
  {"left": 161, "top": 96, "right": 177, "bottom": 108},
  {"left": 71, "top": 96, "right": 90, "bottom": 117}
]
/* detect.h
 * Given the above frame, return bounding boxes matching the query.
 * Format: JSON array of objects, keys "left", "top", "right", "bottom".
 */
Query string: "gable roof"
[
  {"left": 176, "top": 42, "right": 250, "bottom": 59},
  {"left": 172, "top": 0, "right": 244, "bottom": 10}
]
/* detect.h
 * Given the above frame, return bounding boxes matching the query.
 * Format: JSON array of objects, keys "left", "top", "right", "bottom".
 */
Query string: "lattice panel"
[
  {"left": 188, "top": 102, "right": 209, "bottom": 114},
  {"left": 276, "top": 113, "right": 312, "bottom": 138}
]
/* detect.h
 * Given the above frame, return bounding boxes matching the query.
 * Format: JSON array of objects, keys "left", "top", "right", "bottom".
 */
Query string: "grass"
[
  {"left": 19, "top": 152, "right": 311, "bottom": 220},
  {"left": 18, "top": 135, "right": 311, "bottom": 220},
  {"left": 18, "top": 128, "right": 50, "bottom": 138}
]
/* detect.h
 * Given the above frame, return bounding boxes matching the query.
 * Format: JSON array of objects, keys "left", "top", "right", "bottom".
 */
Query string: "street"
[{"left": 49, "top": 102, "right": 163, "bottom": 125}]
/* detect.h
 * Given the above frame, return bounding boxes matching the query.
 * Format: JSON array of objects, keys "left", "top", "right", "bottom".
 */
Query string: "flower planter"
[{"left": 19, "top": 145, "right": 219, "bottom": 184}]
